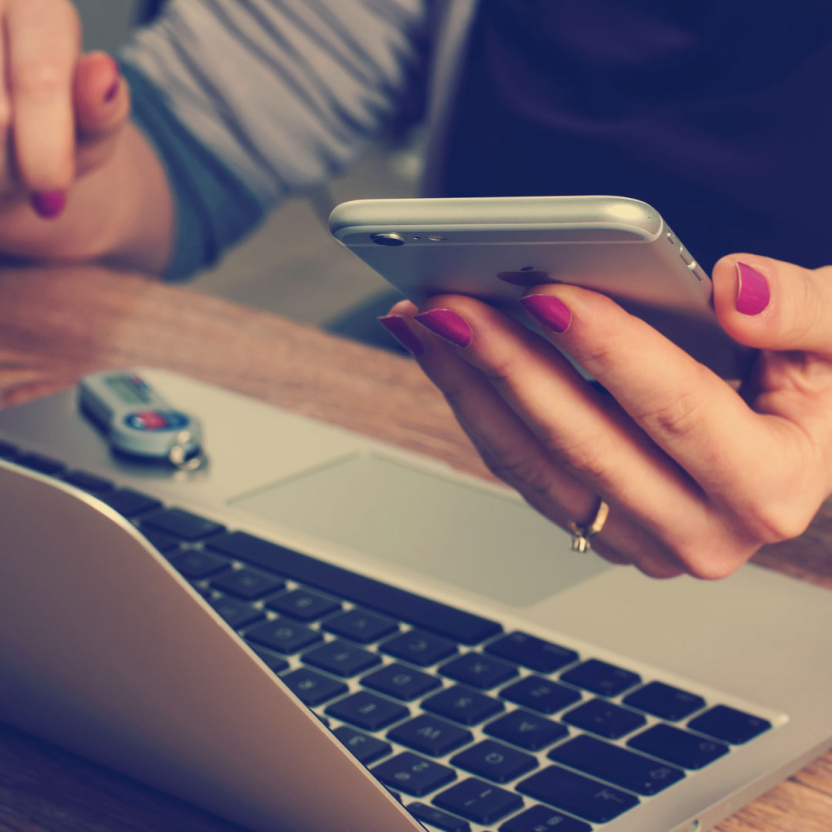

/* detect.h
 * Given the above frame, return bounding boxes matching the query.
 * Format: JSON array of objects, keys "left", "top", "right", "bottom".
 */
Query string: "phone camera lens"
[{"left": 371, "top": 233, "right": 406, "bottom": 247}]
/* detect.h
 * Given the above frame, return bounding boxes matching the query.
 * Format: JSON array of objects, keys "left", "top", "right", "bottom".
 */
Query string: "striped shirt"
[{"left": 120, "top": 0, "right": 433, "bottom": 278}]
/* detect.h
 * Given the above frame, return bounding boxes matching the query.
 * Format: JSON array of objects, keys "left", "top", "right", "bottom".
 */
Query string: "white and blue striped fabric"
[{"left": 120, "top": 0, "right": 432, "bottom": 277}]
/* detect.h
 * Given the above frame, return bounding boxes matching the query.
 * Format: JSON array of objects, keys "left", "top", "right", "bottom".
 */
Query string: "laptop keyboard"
[{"left": 2, "top": 446, "right": 775, "bottom": 832}]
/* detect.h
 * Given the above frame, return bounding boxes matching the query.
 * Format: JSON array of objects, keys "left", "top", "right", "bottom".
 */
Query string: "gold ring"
[{"left": 568, "top": 499, "right": 610, "bottom": 552}]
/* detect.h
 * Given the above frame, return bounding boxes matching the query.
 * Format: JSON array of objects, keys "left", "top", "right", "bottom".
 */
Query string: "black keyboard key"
[
  {"left": 333, "top": 726, "right": 392, "bottom": 765},
  {"left": 549, "top": 735, "right": 684, "bottom": 796},
  {"left": 302, "top": 640, "right": 381, "bottom": 678},
  {"left": 0, "top": 440, "right": 18, "bottom": 459},
  {"left": 687, "top": 705, "right": 771, "bottom": 745},
  {"left": 15, "top": 452, "right": 66, "bottom": 476},
  {"left": 251, "top": 648, "right": 290, "bottom": 674},
  {"left": 499, "top": 805, "right": 591, "bottom": 832},
  {"left": 101, "top": 489, "right": 162, "bottom": 518},
  {"left": 281, "top": 667, "right": 348, "bottom": 707},
  {"left": 560, "top": 659, "right": 641, "bottom": 697},
  {"left": 484, "top": 710, "right": 568, "bottom": 751},
  {"left": 208, "top": 596, "right": 264, "bottom": 630},
  {"left": 439, "top": 652, "right": 518, "bottom": 690},
  {"left": 485, "top": 632, "right": 578, "bottom": 673},
  {"left": 423, "top": 685, "right": 503, "bottom": 725},
  {"left": 141, "top": 529, "right": 181, "bottom": 554},
  {"left": 322, "top": 609, "right": 398, "bottom": 643},
  {"left": 373, "top": 752, "right": 456, "bottom": 797},
  {"left": 361, "top": 663, "right": 442, "bottom": 701},
  {"left": 206, "top": 532, "right": 501, "bottom": 644},
  {"left": 627, "top": 724, "right": 729, "bottom": 769},
  {"left": 433, "top": 778, "right": 523, "bottom": 825},
  {"left": 500, "top": 675, "right": 582, "bottom": 714},
  {"left": 246, "top": 618, "right": 322, "bottom": 654},
  {"left": 408, "top": 803, "right": 470, "bottom": 832},
  {"left": 380, "top": 630, "right": 458, "bottom": 667},
  {"left": 451, "top": 740, "right": 537, "bottom": 784},
  {"left": 210, "top": 568, "right": 285, "bottom": 600},
  {"left": 266, "top": 589, "right": 341, "bottom": 622},
  {"left": 168, "top": 549, "right": 231, "bottom": 579},
  {"left": 562, "top": 699, "right": 646, "bottom": 739},
  {"left": 388, "top": 715, "right": 473, "bottom": 757},
  {"left": 143, "top": 508, "right": 225, "bottom": 541},
  {"left": 518, "top": 766, "right": 639, "bottom": 823},
  {"left": 623, "top": 681, "right": 706, "bottom": 721},
  {"left": 62, "top": 470, "right": 114, "bottom": 493},
  {"left": 326, "top": 691, "right": 409, "bottom": 731}
]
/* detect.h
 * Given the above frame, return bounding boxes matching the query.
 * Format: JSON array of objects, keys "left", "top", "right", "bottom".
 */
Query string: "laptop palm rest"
[{"left": 230, "top": 453, "right": 610, "bottom": 607}]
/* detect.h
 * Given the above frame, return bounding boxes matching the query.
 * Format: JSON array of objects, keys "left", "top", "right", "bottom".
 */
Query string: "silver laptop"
[{"left": 0, "top": 368, "right": 829, "bottom": 832}]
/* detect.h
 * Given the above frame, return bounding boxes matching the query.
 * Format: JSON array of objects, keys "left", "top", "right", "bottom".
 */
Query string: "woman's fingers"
[
  {"left": 405, "top": 293, "right": 761, "bottom": 576},
  {"left": 713, "top": 254, "right": 832, "bottom": 356},
  {"left": 380, "top": 302, "right": 696, "bottom": 579},
  {"left": 75, "top": 51, "right": 127, "bottom": 137},
  {"left": 518, "top": 284, "right": 810, "bottom": 502},
  {"left": 381, "top": 304, "right": 602, "bottom": 532},
  {"left": 410, "top": 294, "right": 720, "bottom": 527},
  {"left": 519, "top": 281, "right": 828, "bottom": 549},
  {"left": 0, "top": 2, "right": 126, "bottom": 215},
  {"left": 7, "top": 0, "right": 81, "bottom": 214},
  {"left": 74, "top": 51, "right": 131, "bottom": 175}
]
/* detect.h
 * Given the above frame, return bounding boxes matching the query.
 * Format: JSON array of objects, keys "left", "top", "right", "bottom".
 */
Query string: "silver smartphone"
[{"left": 329, "top": 195, "right": 753, "bottom": 379}]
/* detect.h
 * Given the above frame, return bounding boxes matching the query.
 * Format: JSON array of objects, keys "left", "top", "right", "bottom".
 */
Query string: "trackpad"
[{"left": 230, "top": 454, "right": 609, "bottom": 607}]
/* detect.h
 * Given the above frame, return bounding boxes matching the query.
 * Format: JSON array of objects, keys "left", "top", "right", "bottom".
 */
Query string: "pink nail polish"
[
  {"left": 414, "top": 308, "right": 472, "bottom": 348},
  {"left": 736, "top": 262, "right": 770, "bottom": 315},
  {"left": 104, "top": 77, "right": 120, "bottom": 103},
  {"left": 31, "top": 191, "right": 67, "bottom": 220},
  {"left": 519, "top": 294, "right": 571, "bottom": 333},
  {"left": 378, "top": 315, "right": 424, "bottom": 356}
]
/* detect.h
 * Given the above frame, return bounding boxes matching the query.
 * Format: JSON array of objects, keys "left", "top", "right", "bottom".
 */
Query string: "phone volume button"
[{"left": 679, "top": 247, "right": 695, "bottom": 267}]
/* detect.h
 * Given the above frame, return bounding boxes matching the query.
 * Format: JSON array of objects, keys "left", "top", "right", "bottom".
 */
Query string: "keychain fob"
[{"left": 79, "top": 371, "right": 204, "bottom": 470}]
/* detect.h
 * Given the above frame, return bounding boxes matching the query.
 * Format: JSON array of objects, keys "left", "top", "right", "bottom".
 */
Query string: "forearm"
[{"left": 0, "top": 122, "right": 174, "bottom": 274}]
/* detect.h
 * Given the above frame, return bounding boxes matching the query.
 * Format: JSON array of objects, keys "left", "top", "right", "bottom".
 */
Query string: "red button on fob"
[{"left": 134, "top": 411, "right": 169, "bottom": 430}]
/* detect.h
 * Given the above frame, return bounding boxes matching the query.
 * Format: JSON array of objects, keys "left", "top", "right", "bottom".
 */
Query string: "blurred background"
[{"left": 75, "top": 1, "right": 418, "bottom": 337}]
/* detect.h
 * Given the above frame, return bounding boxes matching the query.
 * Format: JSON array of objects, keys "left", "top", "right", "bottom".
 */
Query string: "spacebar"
[{"left": 205, "top": 531, "right": 501, "bottom": 646}]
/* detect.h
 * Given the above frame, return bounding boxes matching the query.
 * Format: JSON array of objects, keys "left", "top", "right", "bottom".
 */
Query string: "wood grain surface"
[{"left": 0, "top": 265, "right": 829, "bottom": 832}]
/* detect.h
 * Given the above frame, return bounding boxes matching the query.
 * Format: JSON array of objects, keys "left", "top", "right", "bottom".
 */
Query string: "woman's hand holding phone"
[{"left": 381, "top": 253, "right": 832, "bottom": 579}]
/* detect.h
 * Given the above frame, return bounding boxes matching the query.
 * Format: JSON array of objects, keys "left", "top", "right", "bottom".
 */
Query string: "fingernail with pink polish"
[
  {"left": 735, "top": 262, "right": 770, "bottom": 315},
  {"left": 378, "top": 315, "right": 424, "bottom": 356},
  {"left": 31, "top": 191, "right": 67, "bottom": 220},
  {"left": 414, "top": 308, "right": 472, "bottom": 348},
  {"left": 104, "top": 77, "right": 120, "bottom": 103},
  {"left": 519, "top": 294, "right": 571, "bottom": 333}
]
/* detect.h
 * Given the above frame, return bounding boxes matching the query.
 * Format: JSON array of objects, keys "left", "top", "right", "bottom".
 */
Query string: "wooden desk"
[{"left": 0, "top": 266, "right": 829, "bottom": 832}]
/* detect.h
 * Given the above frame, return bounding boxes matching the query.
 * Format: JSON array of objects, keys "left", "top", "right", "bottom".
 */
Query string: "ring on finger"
[{"left": 569, "top": 498, "right": 610, "bottom": 552}]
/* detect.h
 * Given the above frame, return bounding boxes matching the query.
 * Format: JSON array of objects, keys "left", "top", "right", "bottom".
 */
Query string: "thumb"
[
  {"left": 712, "top": 253, "right": 832, "bottom": 356},
  {"left": 74, "top": 51, "right": 130, "bottom": 141}
]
